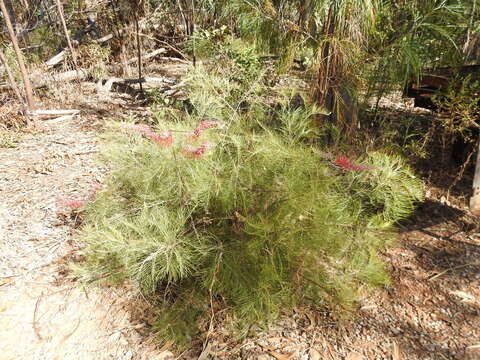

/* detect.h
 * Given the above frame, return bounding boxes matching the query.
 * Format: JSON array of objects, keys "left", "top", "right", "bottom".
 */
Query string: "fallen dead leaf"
[
  {"left": 449, "top": 291, "right": 476, "bottom": 303},
  {"left": 198, "top": 341, "right": 212, "bottom": 360},
  {"left": 346, "top": 352, "right": 363, "bottom": 360},
  {"left": 0, "top": 278, "right": 14, "bottom": 287},
  {"left": 269, "top": 351, "right": 295, "bottom": 360},
  {"left": 392, "top": 341, "right": 402, "bottom": 360},
  {"left": 309, "top": 348, "right": 321, "bottom": 360}
]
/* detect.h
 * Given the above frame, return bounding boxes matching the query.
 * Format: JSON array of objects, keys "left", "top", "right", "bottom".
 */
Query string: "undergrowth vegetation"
[{"left": 75, "top": 49, "right": 424, "bottom": 344}]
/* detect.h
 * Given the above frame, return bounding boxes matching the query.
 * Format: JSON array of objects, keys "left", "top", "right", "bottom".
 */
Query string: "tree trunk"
[
  {"left": 55, "top": 0, "right": 78, "bottom": 68},
  {"left": 470, "top": 139, "right": 480, "bottom": 216},
  {"left": 0, "top": 0, "right": 35, "bottom": 111},
  {"left": 3, "top": 0, "right": 16, "bottom": 33},
  {"left": 315, "top": 3, "right": 336, "bottom": 113},
  {"left": 134, "top": 14, "right": 143, "bottom": 94}
]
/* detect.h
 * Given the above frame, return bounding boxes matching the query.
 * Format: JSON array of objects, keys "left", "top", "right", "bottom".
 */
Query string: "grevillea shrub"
[{"left": 75, "top": 65, "right": 424, "bottom": 344}]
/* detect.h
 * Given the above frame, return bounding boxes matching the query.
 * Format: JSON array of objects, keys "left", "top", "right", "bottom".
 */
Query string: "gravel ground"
[{"left": 0, "top": 113, "right": 159, "bottom": 360}]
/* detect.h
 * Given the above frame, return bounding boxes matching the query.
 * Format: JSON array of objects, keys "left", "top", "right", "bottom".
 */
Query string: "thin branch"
[
  {"left": 0, "top": 48, "right": 23, "bottom": 102},
  {"left": 134, "top": 13, "right": 144, "bottom": 94},
  {"left": 55, "top": 0, "right": 78, "bottom": 68},
  {"left": 0, "top": 0, "right": 35, "bottom": 112}
]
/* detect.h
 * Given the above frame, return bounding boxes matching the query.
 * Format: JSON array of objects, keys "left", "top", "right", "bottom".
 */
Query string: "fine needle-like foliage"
[{"left": 75, "top": 58, "right": 424, "bottom": 344}]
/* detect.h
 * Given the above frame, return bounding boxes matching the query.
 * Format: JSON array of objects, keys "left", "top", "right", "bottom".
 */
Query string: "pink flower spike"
[
  {"left": 186, "top": 127, "right": 204, "bottom": 143},
  {"left": 332, "top": 155, "right": 372, "bottom": 171},
  {"left": 123, "top": 124, "right": 154, "bottom": 136},
  {"left": 59, "top": 198, "right": 88, "bottom": 210},
  {"left": 192, "top": 127, "right": 203, "bottom": 138},
  {"left": 198, "top": 120, "right": 225, "bottom": 130},
  {"left": 88, "top": 182, "right": 102, "bottom": 200},
  {"left": 147, "top": 129, "right": 173, "bottom": 148},
  {"left": 182, "top": 141, "right": 213, "bottom": 159}
]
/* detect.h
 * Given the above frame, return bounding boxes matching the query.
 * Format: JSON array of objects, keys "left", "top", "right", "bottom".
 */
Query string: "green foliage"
[
  {"left": 433, "top": 76, "right": 480, "bottom": 144},
  {"left": 358, "top": 109, "right": 435, "bottom": 160},
  {"left": 76, "top": 62, "right": 424, "bottom": 344},
  {"left": 0, "top": 130, "right": 21, "bottom": 148}
]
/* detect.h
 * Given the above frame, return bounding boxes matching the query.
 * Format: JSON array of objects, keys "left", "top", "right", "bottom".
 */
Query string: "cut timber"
[
  {"left": 97, "top": 76, "right": 176, "bottom": 94},
  {"left": 46, "top": 35, "right": 113, "bottom": 67},
  {"left": 125, "top": 48, "right": 167, "bottom": 65},
  {"left": 45, "top": 20, "right": 150, "bottom": 68},
  {"left": 0, "top": 69, "right": 88, "bottom": 90},
  {"left": 47, "top": 47, "right": 167, "bottom": 68},
  {"left": 44, "top": 114, "right": 76, "bottom": 123},
  {"left": 46, "top": 51, "right": 67, "bottom": 67},
  {"left": 33, "top": 109, "right": 80, "bottom": 117},
  {"left": 470, "top": 140, "right": 480, "bottom": 216}
]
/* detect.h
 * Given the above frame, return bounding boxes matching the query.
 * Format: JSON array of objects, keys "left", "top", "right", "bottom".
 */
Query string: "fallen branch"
[
  {"left": 125, "top": 48, "right": 167, "bottom": 65},
  {"left": 33, "top": 109, "right": 80, "bottom": 117},
  {"left": 97, "top": 76, "right": 176, "bottom": 94},
  {"left": 45, "top": 19, "right": 151, "bottom": 68},
  {"left": 33, "top": 293, "right": 43, "bottom": 340},
  {"left": 0, "top": 69, "right": 88, "bottom": 90}
]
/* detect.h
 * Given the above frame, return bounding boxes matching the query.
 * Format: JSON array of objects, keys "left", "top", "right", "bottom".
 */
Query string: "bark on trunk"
[
  {"left": 470, "top": 139, "right": 480, "bottom": 216},
  {"left": 3, "top": 0, "right": 16, "bottom": 33},
  {"left": 55, "top": 0, "right": 78, "bottom": 68}
]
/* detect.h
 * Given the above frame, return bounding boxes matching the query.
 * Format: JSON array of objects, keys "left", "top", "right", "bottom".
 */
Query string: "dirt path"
[{"left": 0, "top": 114, "right": 158, "bottom": 360}]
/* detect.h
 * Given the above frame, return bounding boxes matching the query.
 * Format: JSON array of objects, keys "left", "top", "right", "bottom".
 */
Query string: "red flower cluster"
[
  {"left": 58, "top": 182, "right": 102, "bottom": 212},
  {"left": 198, "top": 120, "right": 224, "bottom": 130},
  {"left": 182, "top": 142, "right": 213, "bottom": 160},
  {"left": 148, "top": 129, "right": 173, "bottom": 148},
  {"left": 332, "top": 155, "right": 372, "bottom": 171},
  {"left": 189, "top": 120, "right": 225, "bottom": 140},
  {"left": 124, "top": 120, "right": 223, "bottom": 158},
  {"left": 125, "top": 124, "right": 152, "bottom": 136},
  {"left": 123, "top": 124, "right": 173, "bottom": 148}
]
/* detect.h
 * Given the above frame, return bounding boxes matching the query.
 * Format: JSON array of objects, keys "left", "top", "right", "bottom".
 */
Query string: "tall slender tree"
[{"left": 55, "top": 0, "right": 78, "bottom": 68}]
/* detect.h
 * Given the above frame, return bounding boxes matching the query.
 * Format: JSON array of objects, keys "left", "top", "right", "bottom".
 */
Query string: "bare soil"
[{"left": 0, "top": 80, "right": 479, "bottom": 360}]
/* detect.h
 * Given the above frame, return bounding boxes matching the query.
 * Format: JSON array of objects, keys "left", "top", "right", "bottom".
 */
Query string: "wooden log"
[
  {"left": 470, "top": 140, "right": 480, "bottom": 216},
  {"left": 45, "top": 51, "right": 67, "bottom": 67},
  {"left": 46, "top": 46, "right": 167, "bottom": 69},
  {"left": 0, "top": 69, "right": 88, "bottom": 90},
  {"left": 97, "top": 76, "right": 176, "bottom": 93},
  {"left": 45, "top": 33, "right": 114, "bottom": 67},
  {"left": 45, "top": 19, "right": 151, "bottom": 68},
  {"left": 33, "top": 109, "right": 80, "bottom": 117},
  {"left": 44, "top": 115, "right": 76, "bottom": 123},
  {"left": 124, "top": 48, "right": 167, "bottom": 65}
]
